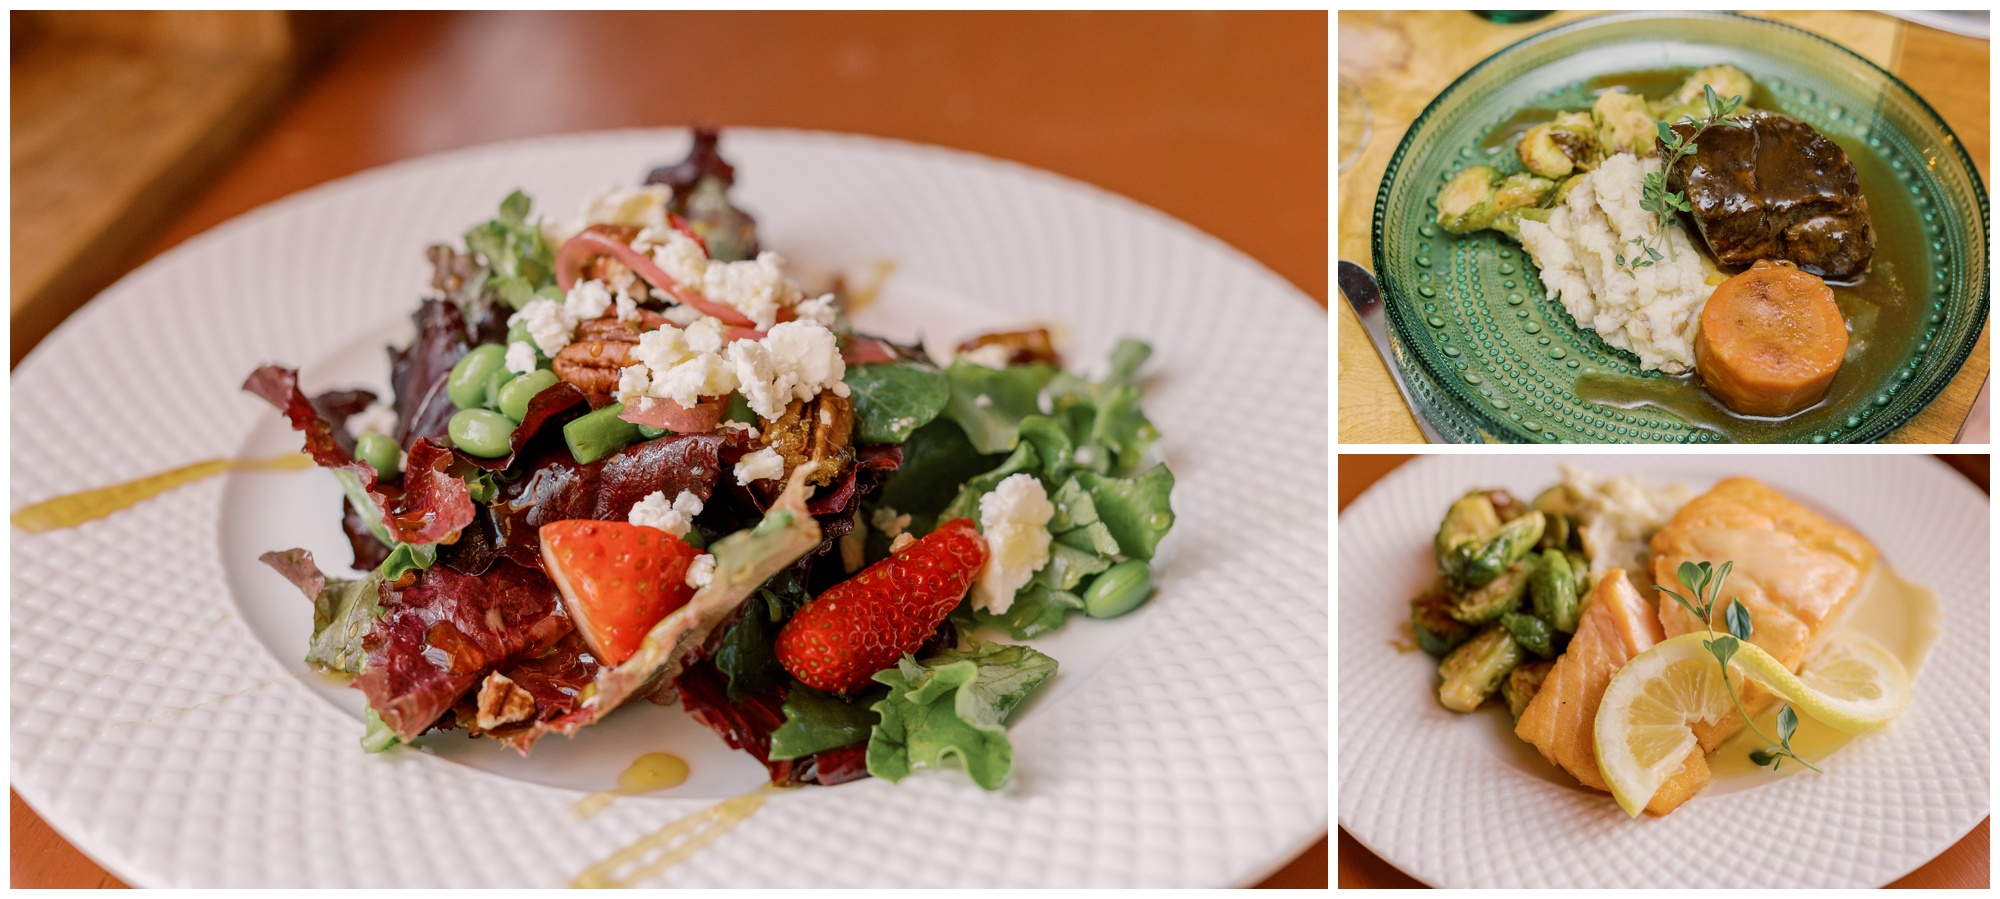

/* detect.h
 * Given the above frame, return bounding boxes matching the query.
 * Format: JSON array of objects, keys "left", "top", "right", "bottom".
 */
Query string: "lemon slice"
[{"left": 1595, "top": 632, "right": 1911, "bottom": 816}]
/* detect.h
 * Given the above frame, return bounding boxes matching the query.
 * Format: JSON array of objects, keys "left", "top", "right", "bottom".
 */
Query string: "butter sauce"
[
  {"left": 10, "top": 454, "right": 313, "bottom": 533},
  {"left": 1707, "top": 562, "right": 1939, "bottom": 781},
  {"left": 571, "top": 752, "right": 692, "bottom": 820},
  {"left": 572, "top": 782, "right": 788, "bottom": 888}
]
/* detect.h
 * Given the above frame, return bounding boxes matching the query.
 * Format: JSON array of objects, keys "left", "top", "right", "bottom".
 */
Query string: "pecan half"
[
  {"left": 475, "top": 672, "right": 537, "bottom": 731},
  {"left": 763, "top": 392, "right": 854, "bottom": 487},
  {"left": 553, "top": 317, "right": 640, "bottom": 395},
  {"left": 956, "top": 327, "right": 1062, "bottom": 367}
]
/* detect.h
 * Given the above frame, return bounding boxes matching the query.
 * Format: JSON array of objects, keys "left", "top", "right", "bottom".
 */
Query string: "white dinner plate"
[
  {"left": 10, "top": 128, "right": 1328, "bottom": 888},
  {"left": 1337, "top": 454, "right": 1989, "bottom": 888}
]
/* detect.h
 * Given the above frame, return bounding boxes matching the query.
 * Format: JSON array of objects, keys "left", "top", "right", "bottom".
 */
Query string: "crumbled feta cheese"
[
  {"left": 345, "top": 399, "right": 400, "bottom": 440},
  {"left": 628, "top": 488, "right": 705, "bottom": 538},
  {"left": 974, "top": 394, "right": 993, "bottom": 408},
  {"left": 565, "top": 279, "right": 615, "bottom": 322},
  {"left": 583, "top": 183, "right": 672, "bottom": 231},
  {"left": 662, "top": 303, "right": 705, "bottom": 327},
  {"left": 652, "top": 353, "right": 737, "bottom": 408},
  {"left": 869, "top": 506, "right": 911, "bottom": 539},
  {"left": 685, "top": 553, "right": 717, "bottom": 589},
  {"left": 638, "top": 226, "right": 711, "bottom": 289},
  {"left": 725, "top": 321, "right": 850, "bottom": 420},
  {"left": 971, "top": 474, "right": 1055, "bottom": 614},
  {"left": 504, "top": 341, "right": 539, "bottom": 376},
  {"left": 511, "top": 298, "right": 574, "bottom": 357},
  {"left": 616, "top": 364, "right": 651, "bottom": 401},
  {"left": 734, "top": 447, "right": 785, "bottom": 485},
  {"left": 958, "top": 343, "right": 1013, "bottom": 369},
  {"left": 631, "top": 327, "right": 695, "bottom": 373},
  {"left": 794, "top": 294, "right": 839, "bottom": 327},
  {"left": 614, "top": 293, "right": 640, "bottom": 323},
  {"left": 683, "top": 316, "right": 727, "bottom": 355},
  {"left": 1073, "top": 444, "right": 1096, "bottom": 467},
  {"left": 703, "top": 251, "right": 800, "bottom": 331}
]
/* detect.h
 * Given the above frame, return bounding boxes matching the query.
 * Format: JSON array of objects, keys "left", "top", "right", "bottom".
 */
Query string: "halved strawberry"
[
  {"left": 775, "top": 518, "right": 987, "bottom": 694},
  {"left": 539, "top": 519, "right": 705, "bottom": 667}
]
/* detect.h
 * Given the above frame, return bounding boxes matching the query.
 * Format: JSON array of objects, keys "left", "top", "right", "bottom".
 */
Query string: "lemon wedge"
[{"left": 1595, "top": 632, "right": 1911, "bottom": 816}]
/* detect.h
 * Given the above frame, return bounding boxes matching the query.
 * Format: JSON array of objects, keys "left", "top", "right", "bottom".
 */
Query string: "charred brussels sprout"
[
  {"left": 1435, "top": 166, "right": 1504, "bottom": 234},
  {"left": 1491, "top": 207, "right": 1553, "bottom": 238},
  {"left": 1448, "top": 559, "right": 1531, "bottom": 624},
  {"left": 1501, "top": 611, "right": 1564, "bottom": 659},
  {"left": 1459, "top": 510, "right": 1546, "bottom": 588},
  {"left": 1548, "top": 173, "right": 1585, "bottom": 207},
  {"left": 1518, "top": 111, "right": 1601, "bottom": 178},
  {"left": 1593, "top": 88, "right": 1658, "bottom": 157},
  {"left": 1434, "top": 491, "right": 1502, "bottom": 582},
  {"left": 1531, "top": 548, "right": 1582, "bottom": 633},
  {"left": 1669, "top": 64, "right": 1754, "bottom": 109},
  {"left": 1494, "top": 173, "right": 1556, "bottom": 212},
  {"left": 1538, "top": 512, "right": 1571, "bottom": 551},
  {"left": 1485, "top": 489, "right": 1529, "bottom": 522},
  {"left": 1502, "top": 659, "right": 1557, "bottom": 721},
  {"left": 1438, "top": 624, "right": 1524, "bottom": 713},
  {"left": 1412, "top": 585, "right": 1474, "bottom": 658}
]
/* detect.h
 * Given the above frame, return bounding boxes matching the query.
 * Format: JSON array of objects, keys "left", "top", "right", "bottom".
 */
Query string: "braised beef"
[{"left": 1664, "top": 112, "right": 1874, "bottom": 281}]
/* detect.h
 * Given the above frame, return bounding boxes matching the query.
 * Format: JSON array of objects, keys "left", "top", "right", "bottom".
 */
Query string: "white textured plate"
[
  {"left": 1337, "top": 455, "right": 1989, "bottom": 888},
  {"left": 11, "top": 128, "right": 1328, "bottom": 888}
]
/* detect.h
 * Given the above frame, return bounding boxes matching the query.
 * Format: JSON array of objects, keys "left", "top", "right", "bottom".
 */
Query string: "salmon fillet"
[
  {"left": 1652, "top": 477, "right": 1876, "bottom": 750},
  {"left": 1515, "top": 569, "right": 1703, "bottom": 814}
]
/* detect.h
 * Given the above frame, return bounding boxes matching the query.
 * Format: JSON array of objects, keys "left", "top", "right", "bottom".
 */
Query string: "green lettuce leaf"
[
  {"left": 941, "top": 361, "right": 1058, "bottom": 454},
  {"left": 866, "top": 642, "right": 1058, "bottom": 790},
  {"left": 711, "top": 573, "right": 809, "bottom": 702},
  {"left": 361, "top": 706, "right": 400, "bottom": 753},
  {"left": 876, "top": 418, "right": 1004, "bottom": 517},
  {"left": 940, "top": 441, "right": 1040, "bottom": 523},
  {"left": 1074, "top": 466, "right": 1175, "bottom": 561},
  {"left": 768, "top": 683, "right": 883, "bottom": 761},
  {"left": 976, "top": 582, "right": 1084, "bottom": 640},
  {"left": 463, "top": 189, "right": 557, "bottom": 311},
  {"left": 1033, "top": 541, "right": 1112, "bottom": 591},
  {"left": 845, "top": 362, "right": 951, "bottom": 445}
]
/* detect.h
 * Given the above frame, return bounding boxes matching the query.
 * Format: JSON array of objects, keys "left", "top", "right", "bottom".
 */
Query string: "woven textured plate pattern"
[
  {"left": 1338, "top": 455, "right": 1988, "bottom": 888},
  {"left": 11, "top": 129, "right": 1328, "bottom": 888}
]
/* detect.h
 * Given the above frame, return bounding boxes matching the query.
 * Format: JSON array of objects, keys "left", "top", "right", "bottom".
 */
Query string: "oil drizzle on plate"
[
  {"left": 572, "top": 782, "right": 789, "bottom": 888},
  {"left": 572, "top": 752, "right": 692, "bottom": 820},
  {"left": 10, "top": 454, "right": 313, "bottom": 533}
]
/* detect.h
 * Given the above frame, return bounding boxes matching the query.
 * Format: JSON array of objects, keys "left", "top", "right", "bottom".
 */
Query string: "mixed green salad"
[{"left": 246, "top": 128, "right": 1175, "bottom": 790}]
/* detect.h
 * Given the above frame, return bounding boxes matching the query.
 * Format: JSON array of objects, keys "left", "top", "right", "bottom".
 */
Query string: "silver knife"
[{"left": 1339, "top": 259, "right": 1445, "bottom": 443}]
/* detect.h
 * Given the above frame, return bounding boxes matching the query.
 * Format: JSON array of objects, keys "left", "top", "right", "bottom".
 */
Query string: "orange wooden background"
[
  {"left": 9, "top": 11, "right": 1328, "bottom": 888},
  {"left": 1336, "top": 454, "right": 1991, "bottom": 889}
]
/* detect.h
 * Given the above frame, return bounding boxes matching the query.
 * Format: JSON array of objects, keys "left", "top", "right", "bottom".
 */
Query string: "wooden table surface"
[
  {"left": 1336, "top": 453, "right": 1991, "bottom": 888},
  {"left": 1336, "top": 10, "right": 1991, "bottom": 444},
  {"left": 8, "top": 11, "right": 1327, "bottom": 888}
]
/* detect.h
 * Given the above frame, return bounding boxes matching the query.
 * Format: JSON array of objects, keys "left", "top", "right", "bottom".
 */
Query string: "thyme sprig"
[
  {"left": 1616, "top": 85, "right": 1745, "bottom": 276},
  {"left": 1653, "top": 560, "right": 1820, "bottom": 773}
]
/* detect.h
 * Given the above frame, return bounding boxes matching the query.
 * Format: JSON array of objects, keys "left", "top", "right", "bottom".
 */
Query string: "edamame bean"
[
  {"left": 448, "top": 343, "right": 510, "bottom": 410},
  {"left": 563, "top": 402, "right": 643, "bottom": 464},
  {"left": 1082, "top": 559, "right": 1153, "bottom": 619},
  {"left": 449, "top": 408, "right": 517, "bottom": 458},
  {"left": 353, "top": 431, "right": 402, "bottom": 478},
  {"left": 496, "top": 369, "right": 561, "bottom": 421}
]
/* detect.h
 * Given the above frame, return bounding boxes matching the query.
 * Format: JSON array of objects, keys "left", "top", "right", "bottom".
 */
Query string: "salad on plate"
[{"left": 244, "top": 128, "right": 1176, "bottom": 790}]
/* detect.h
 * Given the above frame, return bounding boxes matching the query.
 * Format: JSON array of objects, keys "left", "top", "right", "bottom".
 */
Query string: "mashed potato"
[
  {"left": 1560, "top": 463, "right": 1693, "bottom": 597},
  {"left": 1517, "top": 153, "right": 1722, "bottom": 373}
]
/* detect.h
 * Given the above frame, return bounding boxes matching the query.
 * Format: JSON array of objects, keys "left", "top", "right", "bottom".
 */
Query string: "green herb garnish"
[
  {"left": 1654, "top": 559, "right": 1819, "bottom": 772},
  {"left": 1616, "top": 85, "right": 1744, "bottom": 276}
]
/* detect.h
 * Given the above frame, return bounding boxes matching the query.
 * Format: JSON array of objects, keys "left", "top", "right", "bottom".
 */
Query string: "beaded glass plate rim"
[{"left": 1370, "top": 10, "right": 1991, "bottom": 443}]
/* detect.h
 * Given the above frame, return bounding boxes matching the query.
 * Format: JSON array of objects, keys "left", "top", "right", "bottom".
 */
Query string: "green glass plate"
[{"left": 1372, "top": 11, "right": 1988, "bottom": 443}]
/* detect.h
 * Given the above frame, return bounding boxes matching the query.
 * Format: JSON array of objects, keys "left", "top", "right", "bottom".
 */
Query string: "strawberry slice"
[
  {"left": 539, "top": 519, "right": 705, "bottom": 667},
  {"left": 775, "top": 518, "right": 987, "bottom": 694}
]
